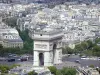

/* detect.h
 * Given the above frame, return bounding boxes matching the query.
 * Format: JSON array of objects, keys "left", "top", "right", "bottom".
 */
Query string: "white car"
[{"left": 98, "top": 57, "right": 100, "bottom": 61}]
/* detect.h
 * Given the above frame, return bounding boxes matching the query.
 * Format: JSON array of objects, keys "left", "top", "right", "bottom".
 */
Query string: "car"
[
  {"left": 81, "top": 56, "right": 87, "bottom": 59},
  {"left": 8, "top": 53, "right": 18, "bottom": 57},
  {"left": 8, "top": 54, "right": 13, "bottom": 57},
  {"left": 75, "top": 60, "right": 80, "bottom": 63},
  {"left": 72, "top": 54, "right": 75, "bottom": 56},
  {"left": 98, "top": 57, "right": 100, "bottom": 61},
  {"left": 21, "top": 58, "right": 27, "bottom": 62},
  {"left": 17, "top": 58, "right": 21, "bottom": 61},
  {"left": 8, "top": 58, "right": 15, "bottom": 62},
  {"left": 0, "top": 57, "right": 6, "bottom": 61}
]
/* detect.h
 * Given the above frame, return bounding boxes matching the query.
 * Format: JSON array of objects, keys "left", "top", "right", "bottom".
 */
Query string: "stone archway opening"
[
  {"left": 39, "top": 53, "right": 44, "bottom": 66},
  {"left": 53, "top": 43, "right": 57, "bottom": 63}
]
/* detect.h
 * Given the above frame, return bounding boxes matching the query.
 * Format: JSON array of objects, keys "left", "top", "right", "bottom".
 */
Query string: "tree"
[
  {"left": 61, "top": 67, "right": 77, "bottom": 75},
  {"left": 48, "top": 66, "right": 57, "bottom": 75},
  {"left": 62, "top": 46, "right": 74, "bottom": 54},
  {"left": 0, "top": 65, "right": 11, "bottom": 73},
  {"left": 28, "top": 71, "right": 37, "bottom": 75},
  {"left": 81, "top": 41, "right": 88, "bottom": 50},
  {"left": 84, "top": 50, "right": 93, "bottom": 56},
  {"left": 93, "top": 45, "right": 100, "bottom": 52},
  {"left": 0, "top": 44, "right": 3, "bottom": 56},
  {"left": 89, "top": 64, "right": 94, "bottom": 68},
  {"left": 75, "top": 44, "right": 83, "bottom": 52},
  {"left": 18, "top": 29, "right": 33, "bottom": 50},
  {"left": 56, "top": 70, "right": 62, "bottom": 75},
  {"left": 0, "top": 44, "right": 3, "bottom": 50},
  {"left": 95, "top": 38, "right": 100, "bottom": 44},
  {"left": 87, "top": 40, "right": 93, "bottom": 49}
]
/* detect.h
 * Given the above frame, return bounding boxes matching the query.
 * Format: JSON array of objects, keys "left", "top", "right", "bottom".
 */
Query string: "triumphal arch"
[{"left": 32, "top": 28, "right": 63, "bottom": 67}]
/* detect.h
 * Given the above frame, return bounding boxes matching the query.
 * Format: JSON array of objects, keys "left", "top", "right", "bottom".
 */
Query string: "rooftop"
[
  {"left": 4, "top": 39, "right": 23, "bottom": 42},
  {"left": 34, "top": 28, "right": 63, "bottom": 35}
]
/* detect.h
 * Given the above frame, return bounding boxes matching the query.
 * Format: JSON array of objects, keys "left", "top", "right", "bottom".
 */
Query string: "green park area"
[
  {"left": 0, "top": 64, "right": 20, "bottom": 75},
  {"left": 48, "top": 66, "right": 77, "bottom": 75},
  {"left": 63, "top": 38, "right": 100, "bottom": 57},
  {"left": 27, "top": 66, "right": 77, "bottom": 75}
]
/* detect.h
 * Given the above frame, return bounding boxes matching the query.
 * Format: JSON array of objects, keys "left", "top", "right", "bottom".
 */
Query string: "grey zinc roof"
[{"left": 5, "top": 39, "right": 23, "bottom": 42}]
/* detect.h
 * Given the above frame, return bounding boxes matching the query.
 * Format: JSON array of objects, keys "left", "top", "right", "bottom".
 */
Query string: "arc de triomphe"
[{"left": 32, "top": 29, "right": 63, "bottom": 67}]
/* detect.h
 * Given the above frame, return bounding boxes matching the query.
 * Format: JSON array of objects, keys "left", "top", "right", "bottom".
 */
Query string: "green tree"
[
  {"left": 95, "top": 38, "right": 100, "bottom": 44},
  {"left": 28, "top": 71, "right": 37, "bottom": 75},
  {"left": 0, "top": 44, "right": 3, "bottom": 50},
  {"left": 81, "top": 41, "right": 88, "bottom": 50},
  {"left": 48, "top": 66, "right": 57, "bottom": 75},
  {"left": 75, "top": 43, "right": 83, "bottom": 52},
  {"left": 18, "top": 29, "right": 33, "bottom": 51},
  {"left": 0, "top": 65, "right": 10, "bottom": 73},
  {"left": 93, "top": 45, "right": 100, "bottom": 52},
  {"left": 0, "top": 44, "right": 4, "bottom": 56},
  {"left": 84, "top": 50, "right": 93, "bottom": 56},
  {"left": 56, "top": 70, "right": 62, "bottom": 75},
  {"left": 73, "top": 39, "right": 100, "bottom": 57},
  {"left": 62, "top": 46, "right": 74, "bottom": 54},
  {"left": 89, "top": 64, "right": 94, "bottom": 68},
  {"left": 1, "top": 68, "right": 7, "bottom": 73},
  {"left": 61, "top": 67, "right": 77, "bottom": 75},
  {"left": 87, "top": 40, "right": 93, "bottom": 49}
]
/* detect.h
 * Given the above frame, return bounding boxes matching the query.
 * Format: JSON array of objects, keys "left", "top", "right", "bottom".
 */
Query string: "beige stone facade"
[{"left": 2, "top": 40, "right": 23, "bottom": 48}]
